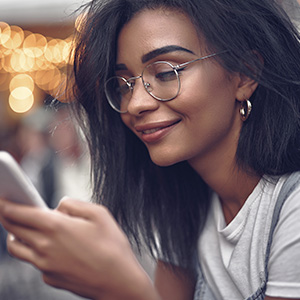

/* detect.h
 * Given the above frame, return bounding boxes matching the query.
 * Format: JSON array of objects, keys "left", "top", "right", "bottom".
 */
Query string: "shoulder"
[
  {"left": 266, "top": 172, "right": 300, "bottom": 298},
  {"left": 274, "top": 172, "right": 300, "bottom": 236},
  {"left": 272, "top": 172, "right": 300, "bottom": 219},
  {"left": 262, "top": 172, "right": 300, "bottom": 241}
]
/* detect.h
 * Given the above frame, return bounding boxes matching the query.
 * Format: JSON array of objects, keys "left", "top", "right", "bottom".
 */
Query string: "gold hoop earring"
[{"left": 239, "top": 99, "right": 252, "bottom": 121}]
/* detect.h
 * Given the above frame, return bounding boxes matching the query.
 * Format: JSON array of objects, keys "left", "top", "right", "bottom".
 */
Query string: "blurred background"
[
  {"left": 0, "top": 1, "right": 93, "bottom": 299},
  {"left": 0, "top": 0, "right": 86, "bottom": 160},
  {"left": 0, "top": 0, "right": 92, "bottom": 212}
]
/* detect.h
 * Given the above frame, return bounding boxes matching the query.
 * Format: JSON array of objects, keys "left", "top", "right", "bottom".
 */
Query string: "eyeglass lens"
[{"left": 105, "top": 61, "right": 180, "bottom": 113}]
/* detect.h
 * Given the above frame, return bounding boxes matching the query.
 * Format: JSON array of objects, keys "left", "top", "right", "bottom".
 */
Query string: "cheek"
[
  {"left": 170, "top": 70, "right": 239, "bottom": 147},
  {"left": 120, "top": 115, "right": 131, "bottom": 130},
  {"left": 178, "top": 65, "right": 238, "bottom": 116}
]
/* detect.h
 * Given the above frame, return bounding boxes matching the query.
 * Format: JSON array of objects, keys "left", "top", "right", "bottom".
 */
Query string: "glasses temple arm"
[{"left": 175, "top": 50, "right": 229, "bottom": 69}]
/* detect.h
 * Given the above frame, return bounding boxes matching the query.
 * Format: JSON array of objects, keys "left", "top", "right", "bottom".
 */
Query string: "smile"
[
  {"left": 142, "top": 120, "right": 180, "bottom": 134},
  {"left": 135, "top": 119, "right": 181, "bottom": 143},
  {"left": 143, "top": 128, "right": 161, "bottom": 134}
]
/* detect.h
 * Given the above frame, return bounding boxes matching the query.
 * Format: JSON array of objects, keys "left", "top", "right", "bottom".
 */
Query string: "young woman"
[{"left": 0, "top": 0, "right": 300, "bottom": 299}]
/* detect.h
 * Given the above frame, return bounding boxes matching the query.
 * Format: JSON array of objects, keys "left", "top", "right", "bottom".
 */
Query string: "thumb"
[{"left": 56, "top": 197, "right": 110, "bottom": 221}]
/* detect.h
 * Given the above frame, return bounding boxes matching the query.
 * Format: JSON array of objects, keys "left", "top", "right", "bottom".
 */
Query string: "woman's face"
[{"left": 118, "top": 9, "right": 244, "bottom": 171}]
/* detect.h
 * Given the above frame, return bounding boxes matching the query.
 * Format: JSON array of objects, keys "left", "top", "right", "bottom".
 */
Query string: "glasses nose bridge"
[
  {"left": 128, "top": 74, "right": 150, "bottom": 93},
  {"left": 128, "top": 74, "right": 142, "bottom": 87},
  {"left": 126, "top": 71, "right": 160, "bottom": 114}
]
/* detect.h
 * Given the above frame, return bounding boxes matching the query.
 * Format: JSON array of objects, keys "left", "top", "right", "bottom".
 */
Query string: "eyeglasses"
[{"left": 104, "top": 50, "right": 228, "bottom": 113}]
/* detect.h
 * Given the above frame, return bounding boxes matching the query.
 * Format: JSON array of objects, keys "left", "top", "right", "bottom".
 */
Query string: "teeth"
[{"left": 143, "top": 128, "right": 161, "bottom": 134}]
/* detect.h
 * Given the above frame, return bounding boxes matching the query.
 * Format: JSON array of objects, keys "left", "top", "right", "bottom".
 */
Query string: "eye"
[
  {"left": 116, "top": 82, "right": 130, "bottom": 96},
  {"left": 176, "top": 67, "right": 186, "bottom": 75},
  {"left": 155, "top": 70, "right": 178, "bottom": 82}
]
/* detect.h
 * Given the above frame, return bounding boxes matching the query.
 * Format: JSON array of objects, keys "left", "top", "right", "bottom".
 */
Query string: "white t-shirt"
[{"left": 198, "top": 174, "right": 300, "bottom": 299}]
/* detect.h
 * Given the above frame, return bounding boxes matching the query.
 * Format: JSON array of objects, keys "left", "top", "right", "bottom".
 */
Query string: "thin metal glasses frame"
[{"left": 105, "top": 50, "right": 228, "bottom": 113}]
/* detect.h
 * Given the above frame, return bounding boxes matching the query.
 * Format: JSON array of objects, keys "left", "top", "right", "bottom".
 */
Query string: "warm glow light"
[
  {"left": 0, "top": 71, "right": 10, "bottom": 91},
  {"left": 9, "top": 92, "right": 34, "bottom": 113},
  {"left": 34, "top": 56, "right": 52, "bottom": 70},
  {"left": 2, "top": 54, "right": 13, "bottom": 73},
  {"left": 48, "top": 69, "right": 62, "bottom": 93},
  {"left": 2, "top": 26, "right": 24, "bottom": 49},
  {"left": 11, "top": 86, "right": 32, "bottom": 99},
  {"left": 0, "top": 47, "right": 11, "bottom": 59},
  {"left": 23, "top": 33, "right": 47, "bottom": 58},
  {"left": 0, "top": 22, "right": 11, "bottom": 45},
  {"left": 10, "top": 74, "right": 34, "bottom": 92},
  {"left": 51, "top": 72, "right": 68, "bottom": 102},
  {"left": 1, "top": 22, "right": 74, "bottom": 110},
  {"left": 45, "top": 39, "right": 61, "bottom": 63},
  {"left": 10, "top": 49, "right": 35, "bottom": 72},
  {"left": 35, "top": 67, "right": 60, "bottom": 90},
  {"left": 62, "top": 40, "right": 72, "bottom": 63},
  {"left": 55, "top": 40, "right": 68, "bottom": 65}
]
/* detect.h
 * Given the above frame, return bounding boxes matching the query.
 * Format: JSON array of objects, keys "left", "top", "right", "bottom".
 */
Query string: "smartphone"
[{"left": 0, "top": 151, "right": 47, "bottom": 208}]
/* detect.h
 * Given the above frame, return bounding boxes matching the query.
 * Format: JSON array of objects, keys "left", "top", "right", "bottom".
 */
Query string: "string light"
[
  {"left": 0, "top": 22, "right": 11, "bottom": 45},
  {"left": 0, "top": 21, "right": 75, "bottom": 114},
  {"left": 10, "top": 74, "right": 35, "bottom": 92},
  {"left": 9, "top": 92, "right": 34, "bottom": 114},
  {"left": 23, "top": 33, "right": 47, "bottom": 58}
]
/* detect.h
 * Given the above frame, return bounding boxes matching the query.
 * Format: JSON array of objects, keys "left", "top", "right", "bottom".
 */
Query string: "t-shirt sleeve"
[{"left": 266, "top": 187, "right": 300, "bottom": 298}]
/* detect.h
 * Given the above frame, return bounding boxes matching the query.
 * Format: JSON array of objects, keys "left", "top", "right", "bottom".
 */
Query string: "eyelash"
[{"left": 115, "top": 62, "right": 187, "bottom": 80}]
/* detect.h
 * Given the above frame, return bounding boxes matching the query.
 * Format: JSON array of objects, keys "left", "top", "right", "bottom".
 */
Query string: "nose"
[{"left": 126, "top": 79, "right": 159, "bottom": 115}]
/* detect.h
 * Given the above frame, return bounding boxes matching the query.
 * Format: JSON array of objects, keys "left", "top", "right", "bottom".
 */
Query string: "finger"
[
  {"left": 0, "top": 197, "right": 49, "bottom": 214},
  {"left": 1, "top": 217, "right": 46, "bottom": 249},
  {"left": 6, "top": 233, "right": 37, "bottom": 264},
  {"left": 57, "top": 197, "right": 110, "bottom": 221},
  {"left": 0, "top": 198, "right": 49, "bottom": 226},
  {"left": 0, "top": 200, "right": 58, "bottom": 231}
]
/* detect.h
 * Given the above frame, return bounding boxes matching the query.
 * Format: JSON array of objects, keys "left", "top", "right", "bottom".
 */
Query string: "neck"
[
  {"left": 211, "top": 169, "right": 260, "bottom": 224},
  {"left": 188, "top": 148, "right": 261, "bottom": 224}
]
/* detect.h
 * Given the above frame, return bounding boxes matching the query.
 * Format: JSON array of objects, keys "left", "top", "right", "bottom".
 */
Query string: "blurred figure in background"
[
  {"left": 49, "top": 103, "right": 91, "bottom": 204},
  {"left": 16, "top": 107, "right": 57, "bottom": 208},
  {"left": 0, "top": 104, "right": 91, "bottom": 300},
  {"left": 16, "top": 104, "right": 92, "bottom": 207}
]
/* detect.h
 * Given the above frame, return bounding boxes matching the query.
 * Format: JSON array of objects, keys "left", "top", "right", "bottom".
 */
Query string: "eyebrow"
[
  {"left": 115, "top": 45, "right": 195, "bottom": 71},
  {"left": 141, "top": 45, "right": 195, "bottom": 64}
]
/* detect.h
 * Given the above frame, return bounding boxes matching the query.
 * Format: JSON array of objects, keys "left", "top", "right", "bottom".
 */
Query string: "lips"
[
  {"left": 135, "top": 119, "right": 180, "bottom": 133},
  {"left": 135, "top": 119, "right": 181, "bottom": 143}
]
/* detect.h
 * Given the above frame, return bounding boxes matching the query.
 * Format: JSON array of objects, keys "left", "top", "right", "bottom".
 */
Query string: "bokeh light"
[
  {"left": 23, "top": 33, "right": 47, "bottom": 58},
  {"left": 9, "top": 90, "right": 34, "bottom": 113},
  {"left": 0, "top": 22, "right": 73, "bottom": 114},
  {"left": 0, "top": 22, "right": 11, "bottom": 45},
  {"left": 0, "top": 71, "right": 10, "bottom": 91},
  {"left": 2, "top": 25, "right": 24, "bottom": 50},
  {"left": 10, "top": 74, "right": 35, "bottom": 92}
]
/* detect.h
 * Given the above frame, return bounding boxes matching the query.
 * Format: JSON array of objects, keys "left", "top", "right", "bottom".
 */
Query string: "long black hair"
[{"left": 69, "top": 0, "right": 300, "bottom": 268}]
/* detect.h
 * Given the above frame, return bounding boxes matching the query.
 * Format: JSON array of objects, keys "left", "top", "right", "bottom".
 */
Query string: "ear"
[
  {"left": 235, "top": 50, "right": 263, "bottom": 101},
  {"left": 235, "top": 73, "right": 259, "bottom": 101}
]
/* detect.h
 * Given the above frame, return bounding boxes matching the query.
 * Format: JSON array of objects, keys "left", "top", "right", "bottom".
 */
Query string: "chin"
[{"left": 149, "top": 152, "right": 184, "bottom": 167}]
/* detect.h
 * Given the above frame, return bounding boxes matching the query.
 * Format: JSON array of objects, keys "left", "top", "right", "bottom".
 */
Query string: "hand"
[{"left": 0, "top": 198, "right": 160, "bottom": 300}]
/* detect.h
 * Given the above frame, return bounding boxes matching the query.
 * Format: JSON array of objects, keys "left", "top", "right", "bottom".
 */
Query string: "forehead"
[{"left": 117, "top": 8, "right": 204, "bottom": 63}]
